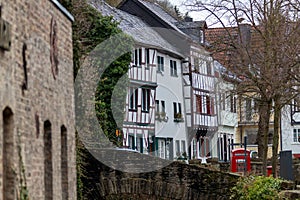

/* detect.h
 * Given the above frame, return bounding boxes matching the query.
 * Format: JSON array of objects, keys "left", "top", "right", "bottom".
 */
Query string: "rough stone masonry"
[{"left": 0, "top": 0, "right": 76, "bottom": 199}]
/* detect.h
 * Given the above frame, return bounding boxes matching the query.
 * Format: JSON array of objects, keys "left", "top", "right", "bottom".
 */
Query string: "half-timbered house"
[
  {"left": 92, "top": 1, "right": 187, "bottom": 158},
  {"left": 281, "top": 97, "right": 300, "bottom": 157},
  {"left": 118, "top": 0, "right": 219, "bottom": 160},
  {"left": 155, "top": 51, "right": 187, "bottom": 160},
  {"left": 213, "top": 61, "right": 238, "bottom": 161}
]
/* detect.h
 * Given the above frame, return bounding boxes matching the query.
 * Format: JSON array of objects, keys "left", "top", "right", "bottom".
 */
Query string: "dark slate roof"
[
  {"left": 133, "top": 0, "right": 207, "bottom": 45},
  {"left": 137, "top": 0, "right": 185, "bottom": 35},
  {"left": 89, "top": 0, "right": 184, "bottom": 57}
]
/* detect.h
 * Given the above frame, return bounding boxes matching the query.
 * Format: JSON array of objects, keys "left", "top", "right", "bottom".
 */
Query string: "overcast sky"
[{"left": 169, "top": 0, "right": 216, "bottom": 26}]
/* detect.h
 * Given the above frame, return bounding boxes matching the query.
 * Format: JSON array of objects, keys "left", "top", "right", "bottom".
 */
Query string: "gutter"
[{"left": 51, "top": 0, "right": 74, "bottom": 22}]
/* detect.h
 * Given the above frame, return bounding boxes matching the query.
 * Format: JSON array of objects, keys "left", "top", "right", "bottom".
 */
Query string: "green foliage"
[
  {"left": 60, "top": 0, "right": 123, "bottom": 79},
  {"left": 95, "top": 51, "right": 132, "bottom": 146},
  {"left": 62, "top": 0, "right": 133, "bottom": 145},
  {"left": 75, "top": 132, "right": 84, "bottom": 200},
  {"left": 60, "top": 0, "right": 133, "bottom": 199},
  {"left": 230, "top": 175, "right": 284, "bottom": 200}
]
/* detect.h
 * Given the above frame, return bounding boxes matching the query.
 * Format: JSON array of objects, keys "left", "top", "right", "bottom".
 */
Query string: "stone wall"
[
  {"left": 293, "top": 159, "right": 300, "bottom": 184},
  {"left": 82, "top": 149, "right": 241, "bottom": 200},
  {"left": 0, "top": 1, "right": 76, "bottom": 199}
]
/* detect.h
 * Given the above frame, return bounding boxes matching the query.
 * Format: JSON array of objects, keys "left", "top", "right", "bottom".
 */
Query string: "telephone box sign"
[{"left": 231, "top": 148, "right": 251, "bottom": 173}]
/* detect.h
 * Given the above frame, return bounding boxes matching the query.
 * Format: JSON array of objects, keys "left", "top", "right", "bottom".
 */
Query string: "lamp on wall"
[{"left": 149, "top": 137, "right": 153, "bottom": 143}]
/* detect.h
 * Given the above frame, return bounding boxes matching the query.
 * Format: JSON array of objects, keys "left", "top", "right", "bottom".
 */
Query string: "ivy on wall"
[{"left": 59, "top": 0, "right": 133, "bottom": 199}]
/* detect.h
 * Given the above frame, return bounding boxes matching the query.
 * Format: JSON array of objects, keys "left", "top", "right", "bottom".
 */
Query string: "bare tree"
[{"left": 184, "top": 0, "right": 300, "bottom": 175}]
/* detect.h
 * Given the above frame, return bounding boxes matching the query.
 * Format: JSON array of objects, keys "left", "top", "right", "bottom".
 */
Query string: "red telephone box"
[{"left": 231, "top": 148, "right": 251, "bottom": 173}]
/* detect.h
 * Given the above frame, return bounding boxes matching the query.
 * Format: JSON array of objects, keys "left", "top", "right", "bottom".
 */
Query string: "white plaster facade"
[
  {"left": 155, "top": 52, "right": 188, "bottom": 159},
  {"left": 281, "top": 104, "right": 300, "bottom": 156}
]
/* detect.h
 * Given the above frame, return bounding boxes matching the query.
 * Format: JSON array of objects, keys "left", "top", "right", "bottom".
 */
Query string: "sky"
[
  {"left": 170, "top": 0, "right": 200, "bottom": 18},
  {"left": 168, "top": 0, "right": 216, "bottom": 26}
]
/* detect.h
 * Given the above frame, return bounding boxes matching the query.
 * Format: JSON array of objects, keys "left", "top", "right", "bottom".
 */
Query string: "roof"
[
  {"left": 175, "top": 21, "right": 207, "bottom": 29},
  {"left": 137, "top": 0, "right": 181, "bottom": 31},
  {"left": 90, "top": 0, "right": 184, "bottom": 57},
  {"left": 123, "top": 0, "right": 209, "bottom": 47},
  {"left": 205, "top": 24, "right": 257, "bottom": 67}
]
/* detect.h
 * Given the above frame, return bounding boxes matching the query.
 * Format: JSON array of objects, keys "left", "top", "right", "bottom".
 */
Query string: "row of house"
[{"left": 91, "top": 0, "right": 300, "bottom": 161}]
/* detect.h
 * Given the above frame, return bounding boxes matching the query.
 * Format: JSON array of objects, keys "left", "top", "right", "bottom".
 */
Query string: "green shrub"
[{"left": 230, "top": 175, "right": 284, "bottom": 200}]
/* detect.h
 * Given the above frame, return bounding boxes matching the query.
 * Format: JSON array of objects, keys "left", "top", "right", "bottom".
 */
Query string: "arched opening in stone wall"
[
  {"left": 2, "top": 107, "right": 15, "bottom": 200},
  {"left": 44, "top": 120, "right": 53, "bottom": 200},
  {"left": 61, "top": 125, "right": 68, "bottom": 200}
]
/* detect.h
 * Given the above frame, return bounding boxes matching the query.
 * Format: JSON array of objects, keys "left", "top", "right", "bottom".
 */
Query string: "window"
[
  {"left": 196, "top": 95, "right": 202, "bottom": 113},
  {"left": 268, "top": 132, "right": 273, "bottom": 144},
  {"left": 129, "top": 135, "right": 135, "bottom": 149},
  {"left": 3, "top": 107, "right": 15, "bottom": 200},
  {"left": 136, "top": 137, "right": 143, "bottom": 153},
  {"left": 173, "top": 102, "right": 182, "bottom": 118},
  {"left": 206, "top": 95, "right": 214, "bottom": 115},
  {"left": 170, "top": 60, "right": 177, "bottom": 76},
  {"left": 156, "top": 100, "right": 166, "bottom": 120},
  {"left": 181, "top": 140, "right": 186, "bottom": 154},
  {"left": 217, "top": 133, "right": 233, "bottom": 162},
  {"left": 194, "top": 57, "right": 199, "bottom": 72},
  {"left": 129, "top": 87, "right": 138, "bottom": 111},
  {"left": 134, "top": 48, "right": 142, "bottom": 66},
  {"left": 247, "top": 130, "right": 257, "bottom": 145},
  {"left": 142, "top": 88, "right": 150, "bottom": 112},
  {"left": 146, "top": 48, "right": 150, "bottom": 65},
  {"left": 220, "top": 93, "right": 226, "bottom": 111},
  {"left": 192, "top": 139, "right": 197, "bottom": 158},
  {"left": 161, "top": 101, "right": 165, "bottom": 113},
  {"left": 245, "top": 98, "right": 252, "bottom": 120},
  {"left": 253, "top": 100, "right": 259, "bottom": 113},
  {"left": 292, "top": 98, "right": 300, "bottom": 112},
  {"left": 44, "top": 120, "right": 53, "bottom": 200},
  {"left": 200, "top": 30, "right": 204, "bottom": 43},
  {"left": 175, "top": 140, "right": 180, "bottom": 156},
  {"left": 206, "top": 61, "right": 212, "bottom": 75},
  {"left": 247, "top": 130, "right": 273, "bottom": 145},
  {"left": 158, "top": 139, "right": 165, "bottom": 159},
  {"left": 199, "top": 137, "right": 210, "bottom": 157},
  {"left": 230, "top": 94, "right": 237, "bottom": 113},
  {"left": 155, "top": 100, "right": 159, "bottom": 113},
  {"left": 61, "top": 126, "right": 68, "bottom": 200},
  {"left": 157, "top": 56, "right": 164, "bottom": 72},
  {"left": 293, "top": 129, "right": 300, "bottom": 143}
]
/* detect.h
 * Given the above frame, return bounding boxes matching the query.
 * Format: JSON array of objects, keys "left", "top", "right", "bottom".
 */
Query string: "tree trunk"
[
  {"left": 272, "top": 99, "right": 281, "bottom": 177},
  {"left": 257, "top": 99, "right": 272, "bottom": 176}
]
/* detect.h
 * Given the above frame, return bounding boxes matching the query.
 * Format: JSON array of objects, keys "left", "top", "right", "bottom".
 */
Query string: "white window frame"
[
  {"left": 129, "top": 87, "right": 138, "bottom": 111},
  {"left": 170, "top": 60, "right": 177, "bottom": 76},
  {"left": 157, "top": 56, "right": 164, "bottom": 72},
  {"left": 142, "top": 88, "right": 150, "bottom": 112},
  {"left": 293, "top": 129, "right": 300, "bottom": 143},
  {"left": 158, "top": 139, "right": 165, "bottom": 159}
]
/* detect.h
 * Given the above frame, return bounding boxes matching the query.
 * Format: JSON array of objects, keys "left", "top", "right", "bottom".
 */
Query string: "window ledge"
[
  {"left": 157, "top": 70, "right": 164, "bottom": 75},
  {"left": 291, "top": 142, "right": 300, "bottom": 145}
]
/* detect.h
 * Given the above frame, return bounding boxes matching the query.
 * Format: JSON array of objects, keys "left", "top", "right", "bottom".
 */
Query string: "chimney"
[
  {"left": 184, "top": 16, "right": 193, "bottom": 22},
  {"left": 239, "top": 24, "right": 251, "bottom": 47}
]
